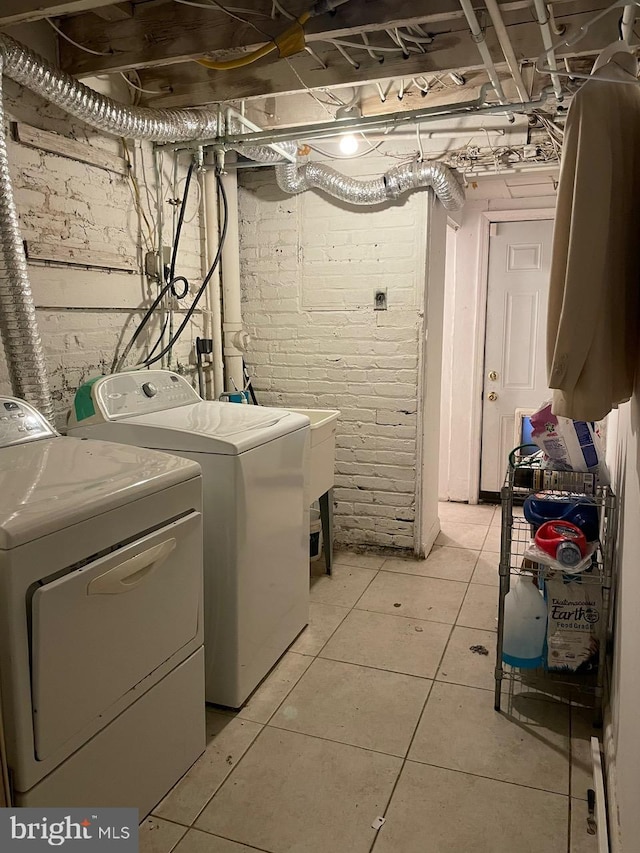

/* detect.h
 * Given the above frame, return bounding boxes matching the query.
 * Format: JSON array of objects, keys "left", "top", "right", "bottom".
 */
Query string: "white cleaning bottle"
[{"left": 502, "top": 575, "right": 547, "bottom": 669}]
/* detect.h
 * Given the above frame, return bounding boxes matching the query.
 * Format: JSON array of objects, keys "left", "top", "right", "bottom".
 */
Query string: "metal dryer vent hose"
[
  {"left": 0, "top": 54, "right": 53, "bottom": 422},
  {"left": 274, "top": 159, "right": 466, "bottom": 208},
  {"left": 0, "top": 32, "right": 464, "bottom": 417},
  {"left": 0, "top": 32, "right": 465, "bottom": 211}
]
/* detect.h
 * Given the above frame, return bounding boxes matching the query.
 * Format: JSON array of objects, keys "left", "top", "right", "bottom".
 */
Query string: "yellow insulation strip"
[{"left": 196, "top": 11, "right": 311, "bottom": 71}]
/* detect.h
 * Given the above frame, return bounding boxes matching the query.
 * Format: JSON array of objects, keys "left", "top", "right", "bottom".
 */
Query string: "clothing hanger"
[
  {"left": 591, "top": 40, "right": 633, "bottom": 72},
  {"left": 535, "top": 0, "right": 640, "bottom": 84}
]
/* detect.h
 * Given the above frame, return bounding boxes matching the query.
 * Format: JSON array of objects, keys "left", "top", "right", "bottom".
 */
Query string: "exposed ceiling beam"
[
  {"left": 243, "top": 71, "right": 529, "bottom": 130},
  {"left": 0, "top": 1, "right": 129, "bottom": 27},
  {"left": 56, "top": 0, "right": 595, "bottom": 77},
  {"left": 135, "top": 5, "right": 615, "bottom": 107},
  {"left": 93, "top": 2, "right": 133, "bottom": 21}
]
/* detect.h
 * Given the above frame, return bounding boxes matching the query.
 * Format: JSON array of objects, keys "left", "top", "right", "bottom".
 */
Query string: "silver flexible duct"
[
  {"left": 0, "top": 31, "right": 464, "bottom": 416},
  {"left": 0, "top": 33, "right": 464, "bottom": 211},
  {"left": 0, "top": 33, "right": 220, "bottom": 142},
  {"left": 275, "top": 159, "right": 465, "bottom": 211},
  {"left": 0, "top": 55, "right": 54, "bottom": 422}
]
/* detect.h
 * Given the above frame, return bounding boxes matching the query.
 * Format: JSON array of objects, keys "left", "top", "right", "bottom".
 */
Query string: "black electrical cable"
[
  {"left": 141, "top": 176, "right": 229, "bottom": 369},
  {"left": 112, "top": 162, "right": 195, "bottom": 373},
  {"left": 133, "top": 162, "right": 194, "bottom": 362},
  {"left": 168, "top": 164, "right": 194, "bottom": 286},
  {"left": 111, "top": 278, "right": 174, "bottom": 373}
]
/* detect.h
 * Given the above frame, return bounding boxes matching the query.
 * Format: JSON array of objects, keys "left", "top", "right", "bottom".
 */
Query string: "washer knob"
[{"left": 142, "top": 382, "right": 158, "bottom": 398}]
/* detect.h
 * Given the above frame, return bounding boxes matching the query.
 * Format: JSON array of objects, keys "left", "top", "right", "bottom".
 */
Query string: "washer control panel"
[
  {"left": 93, "top": 370, "right": 201, "bottom": 420},
  {"left": 0, "top": 397, "right": 57, "bottom": 447}
]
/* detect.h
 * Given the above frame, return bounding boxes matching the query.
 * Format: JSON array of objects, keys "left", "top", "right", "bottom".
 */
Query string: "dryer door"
[{"left": 30, "top": 511, "right": 202, "bottom": 760}]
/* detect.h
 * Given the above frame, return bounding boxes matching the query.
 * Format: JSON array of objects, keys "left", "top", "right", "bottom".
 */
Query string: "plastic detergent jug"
[
  {"left": 523, "top": 492, "right": 599, "bottom": 542},
  {"left": 502, "top": 576, "right": 547, "bottom": 669}
]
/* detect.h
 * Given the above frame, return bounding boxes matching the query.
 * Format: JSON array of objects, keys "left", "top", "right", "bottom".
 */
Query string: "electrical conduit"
[
  {"left": 202, "top": 165, "right": 225, "bottom": 398},
  {"left": 531, "top": 0, "right": 563, "bottom": 99},
  {"left": 483, "top": 0, "right": 529, "bottom": 102},
  {"left": 621, "top": 4, "right": 636, "bottom": 43},
  {"left": 218, "top": 156, "right": 246, "bottom": 394},
  {"left": 458, "top": 0, "right": 509, "bottom": 105}
]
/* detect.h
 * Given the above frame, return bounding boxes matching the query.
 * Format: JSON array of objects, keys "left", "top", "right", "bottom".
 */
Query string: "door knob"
[
  {"left": 488, "top": 371, "right": 498, "bottom": 381},
  {"left": 487, "top": 391, "right": 498, "bottom": 402}
]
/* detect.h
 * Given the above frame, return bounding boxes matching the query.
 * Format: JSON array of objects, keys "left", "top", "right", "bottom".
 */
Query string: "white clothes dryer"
[
  {"left": 0, "top": 396, "right": 205, "bottom": 816},
  {"left": 68, "top": 370, "right": 310, "bottom": 708}
]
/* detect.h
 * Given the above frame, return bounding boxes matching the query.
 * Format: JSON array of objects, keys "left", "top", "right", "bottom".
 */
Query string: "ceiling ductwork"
[
  {"left": 0, "top": 32, "right": 465, "bottom": 212},
  {"left": 0, "top": 31, "right": 464, "bottom": 417},
  {"left": 274, "top": 158, "right": 466, "bottom": 209}
]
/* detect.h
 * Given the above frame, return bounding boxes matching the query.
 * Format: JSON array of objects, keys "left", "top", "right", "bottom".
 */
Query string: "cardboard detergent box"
[{"left": 545, "top": 572, "right": 602, "bottom": 672}]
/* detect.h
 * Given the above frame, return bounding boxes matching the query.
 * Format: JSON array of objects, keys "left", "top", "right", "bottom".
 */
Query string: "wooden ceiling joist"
[
  {"left": 55, "top": 0, "right": 595, "bottom": 78},
  {"left": 135, "top": 5, "right": 615, "bottom": 107},
  {"left": 56, "top": 0, "right": 465, "bottom": 77},
  {"left": 93, "top": 3, "right": 133, "bottom": 21},
  {"left": 0, "top": 1, "right": 130, "bottom": 27}
]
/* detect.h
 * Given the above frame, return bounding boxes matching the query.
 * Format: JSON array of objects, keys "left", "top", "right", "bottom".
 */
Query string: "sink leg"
[{"left": 319, "top": 488, "right": 334, "bottom": 575}]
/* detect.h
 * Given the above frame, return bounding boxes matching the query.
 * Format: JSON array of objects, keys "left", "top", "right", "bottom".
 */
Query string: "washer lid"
[
  {"left": 111, "top": 401, "right": 310, "bottom": 454},
  {"left": 0, "top": 436, "right": 201, "bottom": 549}
]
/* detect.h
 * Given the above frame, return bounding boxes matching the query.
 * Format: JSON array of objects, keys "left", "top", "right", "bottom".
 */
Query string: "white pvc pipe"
[
  {"left": 484, "top": 0, "right": 530, "bottom": 102},
  {"left": 458, "top": 0, "right": 509, "bottom": 104},
  {"left": 622, "top": 4, "right": 636, "bottom": 43},
  {"left": 218, "top": 154, "right": 246, "bottom": 393},
  {"left": 202, "top": 167, "right": 224, "bottom": 399},
  {"left": 532, "top": 0, "right": 564, "bottom": 99}
]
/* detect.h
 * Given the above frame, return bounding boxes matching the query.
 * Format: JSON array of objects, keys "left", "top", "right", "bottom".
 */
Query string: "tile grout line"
[
  {"left": 184, "top": 825, "right": 274, "bottom": 853},
  {"left": 195, "top": 563, "right": 386, "bottom": 824},
  {"left": 395, "top": 755, "right": 571, "bottom": 799},
  {"left": 184, "top": 721, "right": 271, "bottom": 828},
  {"left": 309, "top": 566, "right": 382, "bottom": 657},
  {"left": 432, "top": 546, "right": 480, "bottom": 684},
  {"left": 263, "top": 720, "right": 422, "bottom": 762},
  {"left": 349, "top": 567, "right": 381, "bottom": 611},
  {"left": 155, "top": 547, "right": 483, "bottom": 845},
  {"left": 369, "top": 536, "right": 480, "bottom": 853},
  {"left": 149, "top": 816, "right": 274, "bottom": 853},
  {"left": 316, "top": 651, "right": 442, "bottom": 681},
  {"left": 142, "top": 816, "right": 188, "bottom": 853},
  {"left": 184, "top": 534, "right": 572, "bottom": 853},
  {"left": 305, "top": 605, "right": 351, "bottom": 660},
  {"left": 352, "top": 604, "right": 463, "bottom": 627},
  {"left": 367, "top": 680, "right": 437, "bottom": 853}
]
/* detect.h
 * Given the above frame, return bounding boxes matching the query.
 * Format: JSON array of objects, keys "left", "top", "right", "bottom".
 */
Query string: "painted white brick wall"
[
  {"left": 239, "top": 156, "right": 432, "bottom": 550},
  {"left": 0, "top": 80, "right": 205, "bottom": 429}
]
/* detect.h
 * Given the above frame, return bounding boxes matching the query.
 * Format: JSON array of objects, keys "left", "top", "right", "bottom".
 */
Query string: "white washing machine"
[
  {"left": 67, "top": 370, "right": 310, "bottom": 708},
  {"left": 0, "top": 396, "right": 205, "bottom": 815}
]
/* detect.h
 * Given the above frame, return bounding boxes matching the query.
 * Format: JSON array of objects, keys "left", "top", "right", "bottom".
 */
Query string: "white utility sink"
[{"left": 281, "top": 408, "right": 340, "bottom": 501}]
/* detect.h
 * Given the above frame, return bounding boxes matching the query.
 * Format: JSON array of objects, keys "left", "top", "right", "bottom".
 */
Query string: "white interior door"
[{"left": 480, "top": 218, "right": 554, "bottom": 493}]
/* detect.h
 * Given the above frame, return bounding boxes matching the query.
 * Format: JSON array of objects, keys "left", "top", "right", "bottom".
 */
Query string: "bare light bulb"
[{"left": 339, "top": 134, "right": 359, "bottom": 155}]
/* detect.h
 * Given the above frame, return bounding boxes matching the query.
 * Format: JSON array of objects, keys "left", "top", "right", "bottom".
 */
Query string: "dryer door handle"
[{"left": 86, "top": 538, "right": 177, "bottom": 595}]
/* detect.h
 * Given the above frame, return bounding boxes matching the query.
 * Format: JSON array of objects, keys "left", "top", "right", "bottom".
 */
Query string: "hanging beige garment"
[{"left": 547, "top": 53, "right": 640, "bottom": 422}]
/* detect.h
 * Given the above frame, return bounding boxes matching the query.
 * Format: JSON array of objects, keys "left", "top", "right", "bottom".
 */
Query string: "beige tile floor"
[{"left": 142, "top": 501, "right": 598, "bottom": 853}]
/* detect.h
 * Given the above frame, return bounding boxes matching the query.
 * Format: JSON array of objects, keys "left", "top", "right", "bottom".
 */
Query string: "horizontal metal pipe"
[{"left": 187, "top": 90, "right": 551, "bottom": 150}]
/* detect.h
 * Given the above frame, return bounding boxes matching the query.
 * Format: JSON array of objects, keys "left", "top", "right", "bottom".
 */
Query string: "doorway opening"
[{"left": 439, "top": 209, "right": 556, "bottom": 506}]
